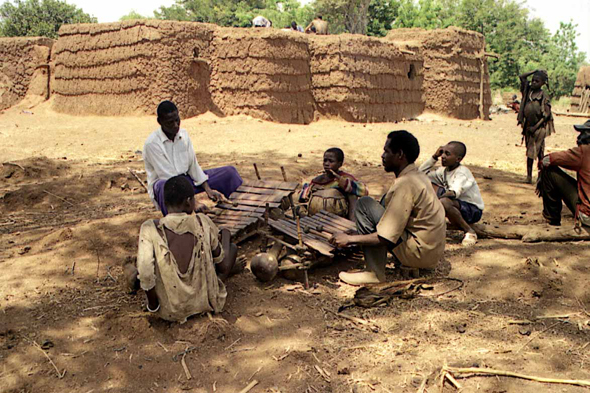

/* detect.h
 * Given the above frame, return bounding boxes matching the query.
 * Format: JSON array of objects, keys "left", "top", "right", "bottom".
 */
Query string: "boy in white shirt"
[{"left": 419, "top": 141, "right": 484, "bottom": 246}]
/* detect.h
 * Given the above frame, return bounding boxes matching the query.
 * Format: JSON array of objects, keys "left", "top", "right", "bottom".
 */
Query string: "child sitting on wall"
[{"left": 300, "top": 148, "right": 368, "bottom": 220}]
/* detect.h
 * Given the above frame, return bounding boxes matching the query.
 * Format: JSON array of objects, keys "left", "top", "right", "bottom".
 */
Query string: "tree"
[
  {"left": 371, "top": 0, "right": 585, "bottom": 98},
  {"left": 155, "top": 0, "right": 313, "bottom": 29},
  {"left": 540, "top": 22, "right": 586, "bottom": 98},
  {"left": 119, "top": 10, "right": 152, "bottom": 21},
  {"left": 367, "top": 0, "right": 396, "bottom": 37},
  {"left": 0, "top": 0, "right": 96, "bottom": 39},
  {"left": 313, "top": 0, "right": 371, "bottom": 34}
]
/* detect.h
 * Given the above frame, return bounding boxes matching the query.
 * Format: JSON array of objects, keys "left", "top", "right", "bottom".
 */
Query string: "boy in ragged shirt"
[{"left": 136, "top": 175, "right": 242, "bottom": 323}]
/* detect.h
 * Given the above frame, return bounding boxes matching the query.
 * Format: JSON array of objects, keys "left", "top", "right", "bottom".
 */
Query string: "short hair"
[
  {"left": 386, "top": 130, "right": 420, "bottom": 164},
  {"left": 325, "top": 147, "right": 344, "bottom": 163},
  {"left": 164, "top": 175, "right": 194, "bottom": 208},
  {"left": 291, "top": 21, "right": 297, "bottom": 29},
  {"left": 448, "top": 141, "right": 467, "bottom": 158},
  {"left": 533, "top": 70, "right": 548, "bottom": 83},
  {"left": 317, "top": 15, "right": 323, "bottom": 20},
  {"left": 157, "top": 100, "right": 178, "bottom": 118}
]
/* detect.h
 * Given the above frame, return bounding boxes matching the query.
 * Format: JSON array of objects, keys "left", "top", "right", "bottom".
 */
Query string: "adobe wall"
[
  {"left": 0, "top": 22, "right": 489, "bottom": 123},
  {"left": 209, "top": 28, "right": 315, "bottom": 124},
  {"left": 0, "top": 37, "right": 54, "bottom": 111},
  {"left": 309, "top": 35, "right": 424, "bottom": 122},
  {"left": 51, "top": 20, "right": 216, "bottom": 118},
  {"left": 571, "top": 66, "right": 590, "bottom": 113},
  {"left": 386, "top": 27, "right": 492, "bottom": 120}
]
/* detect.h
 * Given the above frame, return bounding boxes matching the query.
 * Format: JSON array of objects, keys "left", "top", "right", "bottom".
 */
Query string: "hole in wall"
[{"left": 407, "top": 63, "right": 416, "bottom": 80}]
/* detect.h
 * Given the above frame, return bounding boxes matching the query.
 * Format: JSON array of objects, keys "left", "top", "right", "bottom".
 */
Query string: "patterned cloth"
[
  {"left": 299, "top": 170, "right": 368, "bottom": 202},
  {"left": 137, "top": 213, "right": 226, "bottom": 323}
]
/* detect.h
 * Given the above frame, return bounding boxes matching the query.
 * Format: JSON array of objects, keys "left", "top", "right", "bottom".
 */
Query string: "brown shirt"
[{"left": 377, "top": 164, "right": 446, "bottom": 269}]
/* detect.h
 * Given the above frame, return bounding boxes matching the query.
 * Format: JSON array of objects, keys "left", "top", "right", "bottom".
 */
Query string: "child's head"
[
  {"left": 441, "top": 141, "right": 466, "bottom": 168},
  {"left": 323, "top": 147, "right": 344, "bottom": 175},
  {"left": 531, "top": 70, "right": 548, "bottom": 91},
  {"left": 164, "top": 175, "right": 195, "bottom": 214}
]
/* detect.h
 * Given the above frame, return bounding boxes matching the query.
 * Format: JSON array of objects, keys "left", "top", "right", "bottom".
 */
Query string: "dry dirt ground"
[{"left": 1, "top": 102, "right": 589, "bottom": 393}]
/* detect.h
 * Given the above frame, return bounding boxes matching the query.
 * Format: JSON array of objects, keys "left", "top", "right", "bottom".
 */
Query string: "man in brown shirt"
[
  {"left": 331, "top": 131, "right": 446, "bottom": 285},
  {"left": 537, "top": 120, "right": 590, "bottom": 227}
]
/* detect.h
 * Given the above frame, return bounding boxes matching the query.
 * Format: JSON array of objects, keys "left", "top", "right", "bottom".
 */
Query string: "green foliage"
[
  {"left": 313, "top": 0, "right": 371, "bottom": 34},
  {"left": 151, "top": 0, "right": 586, "bottom": 98},
  {"left": 155, "top": 0, "right": 313, "bottom": 29},
  {"left": 0, "top": 0, "right": 96, "bottom": 38},
  {"left": 368, "top": 0, "right": 585, "bottom": 98},
  {"left": 119, "top": 10, "right": 153, "bottom": 21},
  {"left": 367, "top": 0, "right": 396, "bottom": 36}
]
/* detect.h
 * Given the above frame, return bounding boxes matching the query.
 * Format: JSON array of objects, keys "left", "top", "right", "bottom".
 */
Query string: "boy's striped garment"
[{"left": 299, "top": 170, "right": 368, "bottom": 201}]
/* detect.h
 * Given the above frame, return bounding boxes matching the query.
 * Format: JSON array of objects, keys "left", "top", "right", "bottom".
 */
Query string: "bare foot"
[{"left": 230, "top": 255, "right": 246, "bottom": 276}]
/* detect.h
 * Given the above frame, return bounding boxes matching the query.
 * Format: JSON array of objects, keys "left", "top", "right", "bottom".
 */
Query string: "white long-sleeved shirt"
[
  {"left": 418, "top": 156, "right": 485, "bottom": 210},
  {"left": 143, "top": 128, "right": 208, "bottom": 203}
]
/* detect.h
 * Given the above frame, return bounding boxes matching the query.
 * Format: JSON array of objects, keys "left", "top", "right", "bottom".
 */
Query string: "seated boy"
[
  {"left": 136, "top": 175, "right": 240, "bottom": 323},
  {"left": 299, "top": 147, "right": 368, "bottom": 220},
  {"left": 419, "top": 141, "right": 484, "bottom": 247}
]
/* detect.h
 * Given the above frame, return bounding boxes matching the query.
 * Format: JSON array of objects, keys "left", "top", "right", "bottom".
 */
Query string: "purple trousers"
[{"left": 153, "top": 166, "right": 243, "bottom": 216}]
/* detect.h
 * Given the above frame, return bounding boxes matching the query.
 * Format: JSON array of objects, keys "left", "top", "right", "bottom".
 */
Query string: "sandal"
[{"left": 461, "top": 232, "right": 477, "bottom": 247}]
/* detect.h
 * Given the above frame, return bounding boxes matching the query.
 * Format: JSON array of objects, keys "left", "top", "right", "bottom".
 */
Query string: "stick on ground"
[
  {"left": 445, "top": 366, "right": 590, "bottom": 388},
  {"left": 43, "top": 189, "right": 75, "bottom": 206},
  {"left": 127, "top": 168, "right": 148, "bottom": 193},
  {"left": 181, "top": 353, "right": 192, "bottom": 380},
  {"left": 33, "top": 341, "right": 66, "bottom": 379},
  {"left": 238, "top": 379, "right": 259, "bottom": 393},
  {"left": 3, "top": 162, "right": 25, "bottom": 171}
]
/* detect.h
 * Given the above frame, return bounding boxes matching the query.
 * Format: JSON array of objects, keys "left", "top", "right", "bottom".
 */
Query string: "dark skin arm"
[
  {"left": 330, "top": 232, "right": 390, "bottom": 248},
  {"left": 214, "top": 228, "right": 237, "bottom": 281},
  {"left": 529, "top": 112, "right": 551, "bottom": 134},
  {"left": 519, "top": 69, "right": 537, "bottom": 82},
  {"left": 430, "top": 146, "right": 457, "bottom": 199}
]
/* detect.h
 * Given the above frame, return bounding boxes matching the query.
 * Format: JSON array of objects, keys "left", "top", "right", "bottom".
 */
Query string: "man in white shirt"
[
  {"left": 144, "top": 101, "right": 243, "bottom": 216},
  {"left": 419, "top": 141, "right": 484, "bottom": 247}
]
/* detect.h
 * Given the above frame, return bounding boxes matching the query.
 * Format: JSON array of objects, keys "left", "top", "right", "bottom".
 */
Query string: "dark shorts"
[{"left": 437, "top": 187, "right": 483, "bottom": 224}]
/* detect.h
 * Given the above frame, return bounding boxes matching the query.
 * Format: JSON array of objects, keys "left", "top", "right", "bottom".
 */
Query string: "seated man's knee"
[
  {"left": 354, "top": 196, "right": 373, "bottom": 217},
  {"left": 440, "top": 197, "right": 454, "bottom": 211}
]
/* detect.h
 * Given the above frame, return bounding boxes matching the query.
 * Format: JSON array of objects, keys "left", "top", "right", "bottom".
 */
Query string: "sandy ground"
[{"left": 1, "top": 103, "right": 589, "bottom": 393}]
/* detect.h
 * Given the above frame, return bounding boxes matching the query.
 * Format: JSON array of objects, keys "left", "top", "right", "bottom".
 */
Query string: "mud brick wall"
[
  {"left": 51, "top": 20, "right": 216, "bottom": 117},
  {"left": 571, "top": 66, "right": 590, "bottom": 113},
  {"left": 387, "top": 27, "right": 492, "bottom": 120},
  {"left": 0, "top": 37, "right": 54, "bottom": 111},
  {"left": 309, "top": 35, "right": 424, "bottom": 122},
  {"left": 208, "top": 28, "right": 315, "bottom": 124}
]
